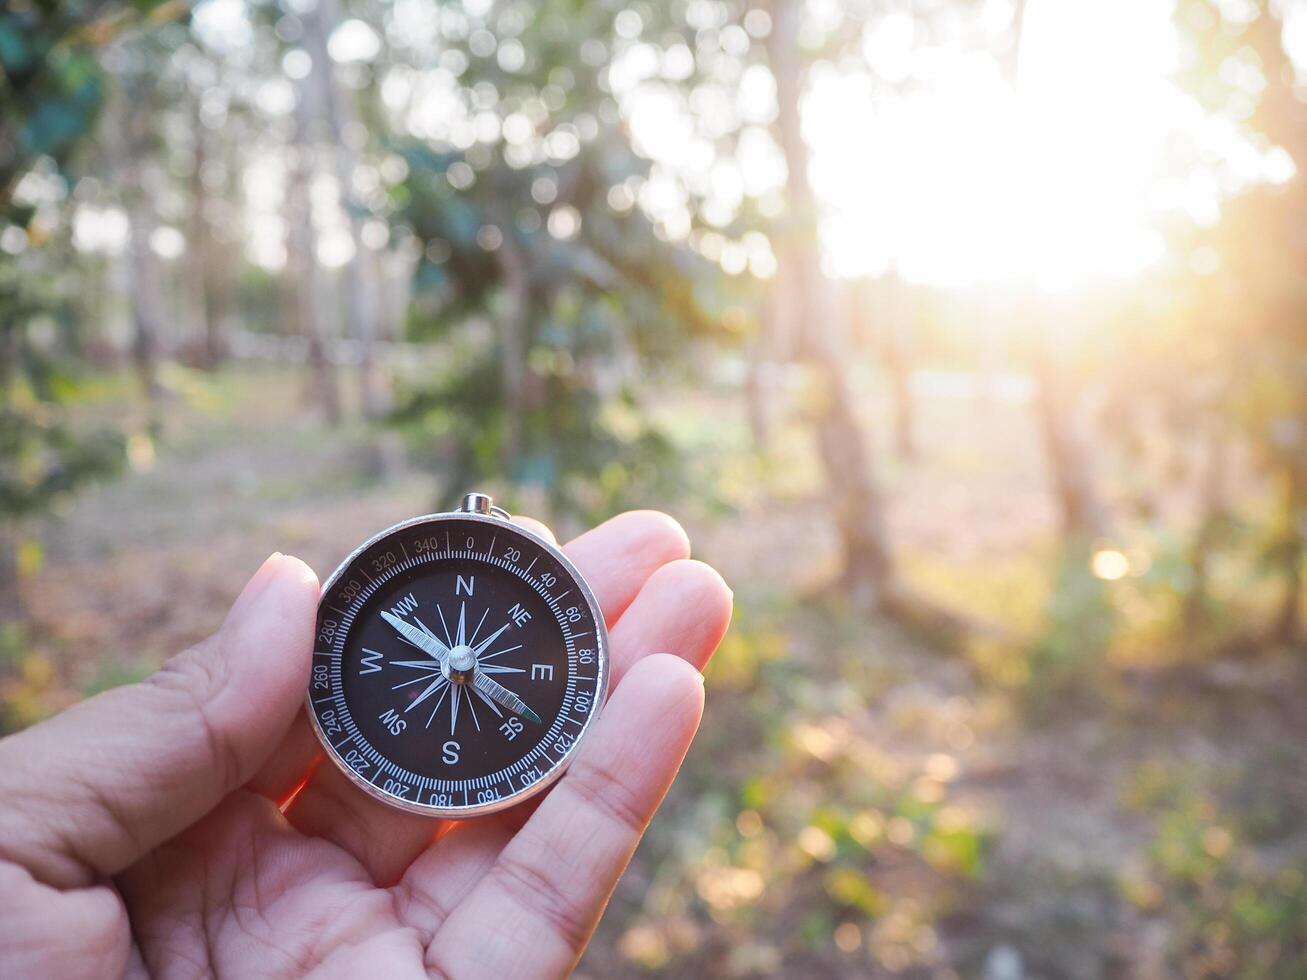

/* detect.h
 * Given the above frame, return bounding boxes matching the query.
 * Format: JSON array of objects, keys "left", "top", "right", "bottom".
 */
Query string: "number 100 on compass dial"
[{"left": 307, "top": 493, "right": 609, "bottom": 817}]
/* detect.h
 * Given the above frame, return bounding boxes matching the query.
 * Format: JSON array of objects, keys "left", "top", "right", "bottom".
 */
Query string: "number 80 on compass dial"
[{"left": 307, "top": 495, "right": 609, "bottom": 818}]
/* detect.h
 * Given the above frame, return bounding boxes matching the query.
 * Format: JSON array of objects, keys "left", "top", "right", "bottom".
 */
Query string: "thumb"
[{"left": 0, "top": 553, "right": 318, "bottom": 889}]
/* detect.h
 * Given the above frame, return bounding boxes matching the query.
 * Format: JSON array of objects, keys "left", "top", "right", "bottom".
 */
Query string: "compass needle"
[
  {"left": 381, "top": 610, "right": 448, "bottom": 664},
  {"left": 472, "top": 671, "right": 543, "bottom": 724},
  {"left": 471, "top": 684, "right": 504, "bottom": 718},
  {"left": 309, "top": 493, "right": 606, "bottom": 816}
]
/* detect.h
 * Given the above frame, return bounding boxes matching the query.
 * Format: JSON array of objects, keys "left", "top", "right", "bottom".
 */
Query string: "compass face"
[{"left": 307, "top": 510, "right": 608, "bottom": 817}]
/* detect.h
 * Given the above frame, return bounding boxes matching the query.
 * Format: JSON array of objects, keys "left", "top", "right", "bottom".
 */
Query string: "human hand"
[{"left": 0, "top": 511, "right": 731, "bottom": 978}]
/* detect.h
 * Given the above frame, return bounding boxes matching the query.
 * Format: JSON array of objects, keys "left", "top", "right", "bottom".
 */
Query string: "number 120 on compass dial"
[{"left": 307, "top": 495, "right": 609, "bottom": 818}]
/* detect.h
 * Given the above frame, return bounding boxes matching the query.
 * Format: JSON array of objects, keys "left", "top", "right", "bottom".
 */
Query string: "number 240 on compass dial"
[{"left": 306, "top": 493, "right": 609, "bottom": 818}]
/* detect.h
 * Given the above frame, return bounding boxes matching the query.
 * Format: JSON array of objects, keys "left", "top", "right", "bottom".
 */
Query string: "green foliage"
[
  {"left": 387, "top": 1, "right": 727, "bottom": 520},
  {"left": 1145, "top": 790, "right": 1307, "bottom": 977},
  {"left": 0, "top": 252, "right": 124, "bottom": 522},
  {"left": 0, "top": 1, "right": 174, "bottom": 552},
  {"left": 1023, "top": 539, "right": 1115, "bottom": 715},
  {"left": 0, "top": 1, "right": 179, "bottom": 194}
]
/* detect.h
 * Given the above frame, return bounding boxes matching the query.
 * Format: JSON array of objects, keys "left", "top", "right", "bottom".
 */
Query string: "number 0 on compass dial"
[{"left": 307, "top": 493, "right": 609, "bottom": 818}]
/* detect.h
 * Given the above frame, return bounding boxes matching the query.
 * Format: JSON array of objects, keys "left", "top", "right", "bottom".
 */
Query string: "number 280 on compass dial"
[{"left": 306, "top": 493, "right": 609, "bottom": 817}]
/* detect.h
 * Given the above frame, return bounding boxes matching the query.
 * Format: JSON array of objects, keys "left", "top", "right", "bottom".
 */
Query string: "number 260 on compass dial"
[{"left": 306, "top": 493, "right": 609, "bottom": 817}]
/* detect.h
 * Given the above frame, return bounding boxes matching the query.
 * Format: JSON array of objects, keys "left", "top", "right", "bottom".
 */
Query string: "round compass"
[{"left": 306, "top": 493, "right": 609, "bottom": 818}]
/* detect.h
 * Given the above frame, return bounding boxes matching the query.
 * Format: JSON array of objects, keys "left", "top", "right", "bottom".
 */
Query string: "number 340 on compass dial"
[{"left": 306, "top": 493, "right": 609, "bottom": 818}]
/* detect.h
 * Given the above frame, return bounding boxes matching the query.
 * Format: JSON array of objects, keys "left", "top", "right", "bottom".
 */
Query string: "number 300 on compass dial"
[{"left": 306, "top": 493, "right": 609, "bottom": 818}]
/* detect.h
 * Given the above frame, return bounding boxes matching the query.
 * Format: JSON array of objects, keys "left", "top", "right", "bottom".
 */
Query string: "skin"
[{"left": 0, "top": 511, "right": 732, "bottom": 979}]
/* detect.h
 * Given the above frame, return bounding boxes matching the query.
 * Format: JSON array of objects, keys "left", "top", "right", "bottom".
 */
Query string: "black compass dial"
[{"left": 308, "top": 507, "right": 608, "bottom": 817}]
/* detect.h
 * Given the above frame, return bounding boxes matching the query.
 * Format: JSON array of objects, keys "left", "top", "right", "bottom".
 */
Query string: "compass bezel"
[{"left": 305, "top": 509, "right": 610, "bottom": 819}]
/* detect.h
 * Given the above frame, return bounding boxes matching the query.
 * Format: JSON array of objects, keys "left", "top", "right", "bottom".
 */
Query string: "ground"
[{"left": 6, "top": 364, "right": 1307, "bottom": 978}]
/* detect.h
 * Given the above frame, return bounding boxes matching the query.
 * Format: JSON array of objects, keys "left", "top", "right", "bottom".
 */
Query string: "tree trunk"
[
  {"left": 1273, "top": 458, "right": 1305, "bottom": 646},
  {"left": 883, "top": 278, "right": 916, "bottom": 459},
  {"left": 887, "top": 343, "right": 915, "bottom": 460},
  {"left": 188, "top": 104, "right": 232, "bottom": 369},
  {"left": 287, "top": 101, "right": 341, "bottom": 425},
  {"left": 768, "top": 0, "right": 896, "bottom": 606},
  {"left": 493, "top": 220, "right": 531, "bottom": 471},
  {"left": 1183, "top": 423, "right": 1228, "bottom": 637},
  {"left": 124, "top": 173, "right": 164, "bottom": 423},
  {"left": 104, "top": 86, "right": 164, "bottom": 421},
  {"left": 744, "top": 334, "right": 773, "bottom": 455},
  {"left": 1028, "top": 294, "right": 1110, "bottom": 538},
  {"left": 302, "top": 0, "right": 384, "bottom": 417},
  {"left": 0, "top": 525, "right": 19, "bottom": 627},
  {"left": 1032, "top": 342, "right": 1109, "bottom": 538}
]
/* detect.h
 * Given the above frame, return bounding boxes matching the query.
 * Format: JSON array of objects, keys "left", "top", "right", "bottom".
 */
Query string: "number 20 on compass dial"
[{"left": 307, "top": 493, "right": 609, "bottom": 817}]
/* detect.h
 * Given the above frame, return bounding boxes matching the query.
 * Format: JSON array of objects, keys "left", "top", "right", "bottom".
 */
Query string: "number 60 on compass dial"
[{"left": 306, "top": 493, "right": 609, "bottom": 818}]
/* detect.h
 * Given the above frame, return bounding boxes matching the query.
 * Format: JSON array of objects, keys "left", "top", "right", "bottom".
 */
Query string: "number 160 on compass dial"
[{"left": 306, "top": 493, "right": 609, "bottom": 817}]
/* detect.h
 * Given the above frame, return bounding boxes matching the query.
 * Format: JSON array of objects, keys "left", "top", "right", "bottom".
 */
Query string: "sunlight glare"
[{"left": 812, "top": 0, "right": 1187, "bottom": 289}]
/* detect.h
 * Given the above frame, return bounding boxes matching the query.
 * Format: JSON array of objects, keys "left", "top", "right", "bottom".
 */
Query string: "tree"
[
  {"left": 383, "top": 0, "right": 720, "bottom": 521},
  {"left": 765, "top": 0, "right": 897, "bottom": 608},
  {"left": 1173, "top": 0, "right": 1307, "bottom": 646},
  {"left": 295, "top": 0, "right": 386, "bottom": 417},
  {"left": 0, "top": 2, "right": 176, "bottom": 623}
]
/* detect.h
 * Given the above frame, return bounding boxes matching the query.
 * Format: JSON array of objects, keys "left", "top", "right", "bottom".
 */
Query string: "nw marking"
[{"left": 388, "top": 593, "right": 418, "bottom": 619}]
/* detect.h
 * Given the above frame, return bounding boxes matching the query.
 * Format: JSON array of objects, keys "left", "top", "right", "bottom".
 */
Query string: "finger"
[
  {"left": 246, "top": 711, "right": 322, "bottom": 807},
  {"left": 423, "top": 654, "right": 704, "bottom": 978},
  {"left": 284, "top": 511, "right": 690, "bottom": 884},
  {"left": 247, "top": 517, "right": 556, "bottom": 810},
  {"left": 564, "top": 511, "right": 689, "bottom": 625},
  {"left": 394, "top": 558, "right": 731, "bottom": 940},
  {"left": 607, "top": 559, "right": 733, "bottom": 687},
  {"left": 0, "top": 861, "right": 130, "bottom": 979},
  {"left": 0, "top": 554, "right": 319, "bottom": 889},
  {"left": 511, "top": 515, "right": 555, "bottom": 545}
]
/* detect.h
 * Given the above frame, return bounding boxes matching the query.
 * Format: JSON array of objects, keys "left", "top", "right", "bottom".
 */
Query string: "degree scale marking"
[{"left": 315, "top": 528, "right": 601, "bottom": 804}]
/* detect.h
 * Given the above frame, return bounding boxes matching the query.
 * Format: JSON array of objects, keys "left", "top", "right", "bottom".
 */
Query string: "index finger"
[{"left": 423, "top": 654, "right": 705, "bottom": 978}]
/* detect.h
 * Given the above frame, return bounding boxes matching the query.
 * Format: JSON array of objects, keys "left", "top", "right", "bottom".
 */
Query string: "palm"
[
  {"left": 0, "top": 512, "right": 732, "bottom": 980},
  {"left": 126, "top": 793, "right": 421, "bottom": 976}
]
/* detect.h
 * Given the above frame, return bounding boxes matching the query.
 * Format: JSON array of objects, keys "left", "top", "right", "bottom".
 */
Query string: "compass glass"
[{"left": 308, "top": 511, "right": 607, "bottom": 817}]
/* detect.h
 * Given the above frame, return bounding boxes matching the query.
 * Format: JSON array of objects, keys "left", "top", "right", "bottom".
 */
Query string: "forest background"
[{"left": 4, "top": 0, "right": 1307, "bottom": 975}]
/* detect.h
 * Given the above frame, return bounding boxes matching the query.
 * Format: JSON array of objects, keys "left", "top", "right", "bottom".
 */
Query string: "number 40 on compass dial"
[{"left": 306, "top": 493, "right": 609, "bottom": 817}]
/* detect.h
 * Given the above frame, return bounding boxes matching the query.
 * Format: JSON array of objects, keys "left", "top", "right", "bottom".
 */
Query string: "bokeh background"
[{"left": 4, "top": 0, "right": 1307, "bottom": 976}]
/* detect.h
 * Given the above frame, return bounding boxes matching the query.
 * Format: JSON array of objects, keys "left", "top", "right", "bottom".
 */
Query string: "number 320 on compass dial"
[{"left": 307, "top": 495, "right": 609, "bottom": 818}]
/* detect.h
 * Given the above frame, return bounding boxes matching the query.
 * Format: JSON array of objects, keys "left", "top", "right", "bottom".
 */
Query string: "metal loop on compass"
[{"left": 460, "top": 491, "right": 512, "bottom": 521}]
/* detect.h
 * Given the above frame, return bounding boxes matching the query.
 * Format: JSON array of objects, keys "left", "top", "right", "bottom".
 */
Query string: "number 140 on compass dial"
[{"left": 306, "top": 493, "right": 609, "bottom": 818}]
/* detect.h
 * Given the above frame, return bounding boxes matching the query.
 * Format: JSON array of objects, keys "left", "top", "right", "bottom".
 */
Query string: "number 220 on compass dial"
[{"left": 307, "top": 494, "right": 609, "bottom": 817}]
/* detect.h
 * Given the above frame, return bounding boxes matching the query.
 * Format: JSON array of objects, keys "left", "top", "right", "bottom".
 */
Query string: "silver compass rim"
[{"left": 304, "top": 507, "right": 611, "bottom": 820}]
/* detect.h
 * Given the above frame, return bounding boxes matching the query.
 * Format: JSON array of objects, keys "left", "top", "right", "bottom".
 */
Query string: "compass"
[{"left": 306, "top": 492, "right": 609, "bottom": 818}]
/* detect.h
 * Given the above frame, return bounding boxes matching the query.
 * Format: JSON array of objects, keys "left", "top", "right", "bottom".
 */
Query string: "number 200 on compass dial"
[{"left": 306, "top": 493, "right": 609, "bottom": 817}]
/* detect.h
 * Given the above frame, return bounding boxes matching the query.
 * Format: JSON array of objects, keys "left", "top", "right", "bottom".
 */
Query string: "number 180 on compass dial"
[{"left": 307, "top": 499, "right": 609, "bottom": 818}]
